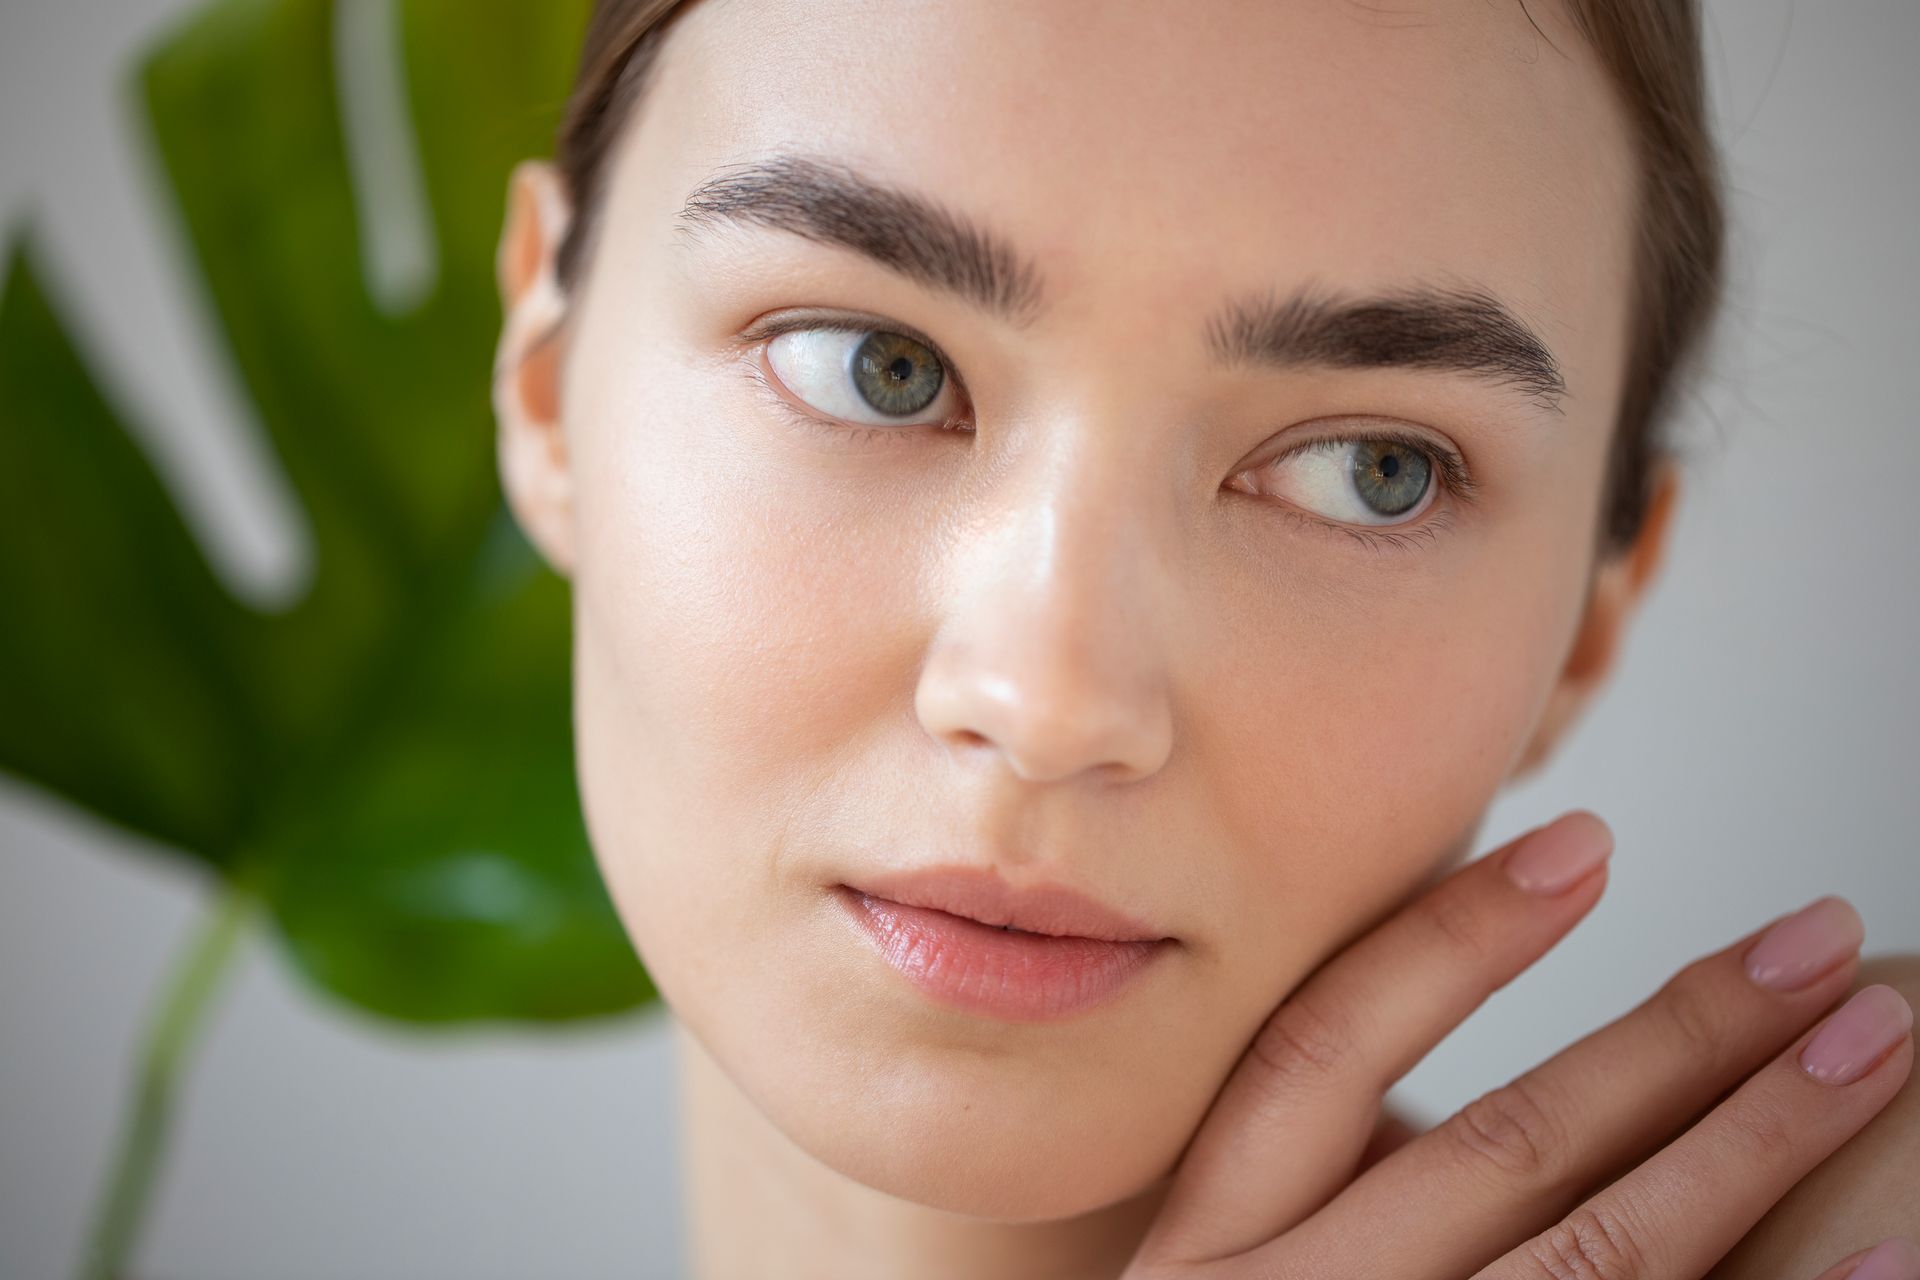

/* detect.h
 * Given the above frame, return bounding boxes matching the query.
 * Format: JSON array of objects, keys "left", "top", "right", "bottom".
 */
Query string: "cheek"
[
  {"left": 564, "top": 376, "right": 928, "bottom": 1008},
  {"left": 1190, "top": 517, "right": 1589, "bottom": 1025}
]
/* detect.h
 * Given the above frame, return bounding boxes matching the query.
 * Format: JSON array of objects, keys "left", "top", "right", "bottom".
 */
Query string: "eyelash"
[{"left": 738, "top": 315, "right": 1478, "bottom": 553}]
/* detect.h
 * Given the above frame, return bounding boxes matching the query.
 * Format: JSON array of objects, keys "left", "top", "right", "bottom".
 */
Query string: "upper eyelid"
[
  {"left": 1269, "top": 429, "right": 1478, "bottom": 504},
  {"left": 744, "top": 311, "right": 964, "bottom": 379}
]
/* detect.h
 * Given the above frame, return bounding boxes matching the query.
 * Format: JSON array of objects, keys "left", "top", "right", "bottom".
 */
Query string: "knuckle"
[
  {"left": 1652, "top": 965, "right": 1729, "bottom": 1067},
  {"left": 1721, "top": 1093, "right": 1797, "bottom": 1160},
  {"left": 1440, "top": 1075, "right": 1568, "bottom": 1186},
  {"left": 1421, "top": 885, "right": 1495, "bottom": 966},
  {"left": 1250, "top": 991, "right": 1355, "bottom": 1087},
  {"left": 1526, "top": 1203, "right": 1654, "bottom": 1279}
]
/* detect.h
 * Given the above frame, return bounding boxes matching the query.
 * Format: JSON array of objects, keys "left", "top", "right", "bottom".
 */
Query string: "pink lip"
[{"left": 831, "top": 869, "right": 1175, "bottom": 1021}]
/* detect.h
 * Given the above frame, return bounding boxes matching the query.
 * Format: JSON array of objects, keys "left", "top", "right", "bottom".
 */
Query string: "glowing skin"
[{"left": 492, "top": 0, "right": 1676, "bottom": 1274}]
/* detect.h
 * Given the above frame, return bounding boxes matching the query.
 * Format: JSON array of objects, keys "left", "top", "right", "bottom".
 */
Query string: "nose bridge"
[{"left": 915, "top": 430, "right": 1178, "bottom": 785}]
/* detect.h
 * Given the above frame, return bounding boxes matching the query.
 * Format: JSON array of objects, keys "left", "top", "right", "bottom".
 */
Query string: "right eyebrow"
[
  {"left": 672, "top": 153, "right": 1048, "bottom": 327},
  {"left": 674, "top": 152, "right": 1567, "bottom": 414},
  {"left": 1203, "top": 282, "right": 1569, "bottom": 414}
]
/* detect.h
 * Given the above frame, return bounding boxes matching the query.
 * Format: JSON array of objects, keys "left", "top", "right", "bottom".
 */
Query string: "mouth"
[
  {"left": 831, "top": 882, "right": 1175, "bottom": 1022},
  {"left": 836, "top": 864, "right": 1174, "bottom": 944}
]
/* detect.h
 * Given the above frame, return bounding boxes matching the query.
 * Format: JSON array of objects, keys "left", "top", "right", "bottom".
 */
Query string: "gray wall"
[{"left": 3, "top": 2, "right": 1916, "bottom": 1276}]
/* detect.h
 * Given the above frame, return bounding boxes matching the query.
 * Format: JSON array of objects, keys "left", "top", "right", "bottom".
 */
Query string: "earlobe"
[
  {"left": 493, "top": 159, "right": 578, "bottom": 578},
  {"left": 1509, "top": 461, "right": 1683, "bottom": 779}
]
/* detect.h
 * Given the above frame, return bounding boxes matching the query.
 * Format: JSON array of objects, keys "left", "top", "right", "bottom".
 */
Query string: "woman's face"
[{"left": 503, "top": 0, "right": 1644, "bottom": 1221}]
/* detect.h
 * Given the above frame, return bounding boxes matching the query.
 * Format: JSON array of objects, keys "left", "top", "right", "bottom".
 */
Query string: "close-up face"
[{"left": 500, "top": 0, "right": 1648, "bottom": 1224}]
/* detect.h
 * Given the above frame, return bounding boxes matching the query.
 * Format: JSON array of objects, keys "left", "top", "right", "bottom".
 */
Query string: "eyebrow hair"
[
  {"left": 674, "top": 153, "right": 1046, "bottom": 325},
  {"left": 1204, "top": 282, "right": 1568, "bottom": 414},
  {"left": 674, "top": 153, "right": 1567, "bottom": 414}
]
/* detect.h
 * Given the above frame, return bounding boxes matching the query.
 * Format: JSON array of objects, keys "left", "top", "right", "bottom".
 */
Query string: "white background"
[{"left": 2, "top": 1, "right": 1916, "bottom": 1276}]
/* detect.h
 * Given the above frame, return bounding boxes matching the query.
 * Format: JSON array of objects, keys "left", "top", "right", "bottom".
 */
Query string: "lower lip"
[{"left": 834, "top": 887, "right": 1171, "bottom": 1022}]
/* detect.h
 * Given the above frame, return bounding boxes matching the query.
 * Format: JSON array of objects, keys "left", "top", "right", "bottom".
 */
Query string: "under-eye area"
[{"left": 739, "top": 308, "right": 1479, "bottom": 553}]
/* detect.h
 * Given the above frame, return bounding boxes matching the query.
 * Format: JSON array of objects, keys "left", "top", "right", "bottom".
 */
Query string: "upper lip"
[{"left": 841, "top": 865, "right": 1173, "bottom": 944}]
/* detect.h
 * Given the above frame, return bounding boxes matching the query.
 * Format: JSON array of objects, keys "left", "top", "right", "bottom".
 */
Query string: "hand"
[{"left": 1121, "top": 811, "right": 1918, "bottom": 1279}]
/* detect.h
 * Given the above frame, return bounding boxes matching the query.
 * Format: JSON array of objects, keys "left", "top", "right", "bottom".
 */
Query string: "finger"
[
  {"left": 1810, "top": 1237, "right": 1920, "bottom": 1280},
  {"left": 1271, "top": 895, "right": 1868, "bottom": 1276},
  {"left": 1139, "top": 810, "right": 1613, "bottom": 1265},
  {"left": 1355, "top": 1100, "right": 1424, "bottom": 1174},
  {"left": 1476, "top": 983, "right": 1915, "bottom": 1280}
]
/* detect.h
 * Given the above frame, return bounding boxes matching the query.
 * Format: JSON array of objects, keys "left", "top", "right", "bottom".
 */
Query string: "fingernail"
[
  {"left": 1848, "top": 1236, "right": 1920, "bottom": 1280},
  {"left": 1799, "top": 985, "right": 1914, "bottom": 1086},
  {"left": 1742, "top": 897, "right": 1864, "bottom": 991},
  {"left": 1503, "top": 811, "right": 1613, "bottom": 895}
]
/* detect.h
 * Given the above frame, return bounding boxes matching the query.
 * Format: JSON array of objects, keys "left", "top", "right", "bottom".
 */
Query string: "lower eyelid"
[
  {"left": 1271, "top": 500, "right": 1456, "bottom": 552},
  {"left": 743, "top": 352, "right": 923, "bottom": 446},
  {"left": 743, "top": 356, "right": 837, "bottom": 433},
  {"left": 741, "top": 353, "right": 1459, "bottom": 550}
]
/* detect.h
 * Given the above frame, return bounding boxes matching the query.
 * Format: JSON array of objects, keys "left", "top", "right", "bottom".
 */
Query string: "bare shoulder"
[{"left": 1711, "top": 951, "right": 1920, "bottom": 1278}]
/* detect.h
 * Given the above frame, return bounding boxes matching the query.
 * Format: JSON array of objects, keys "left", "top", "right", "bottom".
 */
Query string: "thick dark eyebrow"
[
  {"left": 675, "top": 154, "right": 1566, "bottom": 414},
  {"left": 1204, "top": 282, "right": 1568, "bottom": 414},
  {"left": 673, "top": 153, "right": 1046, "bottom": 326}
]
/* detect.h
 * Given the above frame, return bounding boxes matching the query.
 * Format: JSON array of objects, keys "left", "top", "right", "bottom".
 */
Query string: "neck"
[{"left": 674, "top": 1019, "right": 1169, "bottom": 1280}]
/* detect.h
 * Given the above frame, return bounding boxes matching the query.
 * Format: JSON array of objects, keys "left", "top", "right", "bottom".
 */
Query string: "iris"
[
  {"left": 1348, "top": 440, "right": 1431, "bottom": 518},
  {"left": 852, "top": 331, "right": 945, "bottom": 416}
]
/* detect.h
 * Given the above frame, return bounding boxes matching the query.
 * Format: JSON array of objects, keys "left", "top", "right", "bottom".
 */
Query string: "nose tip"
[
  {"left": 916, "top": 640, "right": 1173, "bottom": 785},
  {"left": 913, "top": 432, "right": 1179, "bottom": 787}
]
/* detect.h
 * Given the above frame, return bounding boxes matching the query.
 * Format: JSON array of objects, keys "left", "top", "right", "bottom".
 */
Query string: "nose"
[{"left": 914, "top": 443, "right": 1177, "bottom": 785}]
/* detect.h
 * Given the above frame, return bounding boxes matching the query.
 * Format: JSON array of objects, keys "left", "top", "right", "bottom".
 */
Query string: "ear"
[
  {"left": 493, "top": 159, "right": 577, "bottom": 577},
  {"left": 1509, "top": 459, "right": 1681, "bottom": 779}
]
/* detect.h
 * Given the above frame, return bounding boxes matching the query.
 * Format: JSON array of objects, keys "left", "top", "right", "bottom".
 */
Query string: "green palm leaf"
[{"left": 0, "top": 3, "right": 657, "bottom": 1267}]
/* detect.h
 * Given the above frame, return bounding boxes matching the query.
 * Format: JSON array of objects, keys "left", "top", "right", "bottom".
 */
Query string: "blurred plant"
[{"left": 0, "top": 1, "right": 658, "bottom": 1275}]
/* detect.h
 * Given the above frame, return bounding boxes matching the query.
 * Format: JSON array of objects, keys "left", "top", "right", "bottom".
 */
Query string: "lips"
[
  {"left": 838, "top": 865, "right": 1172, "bottom": 944},
  {"left": 831, "top": 866, "right": 1176, "bottom": 1021}
]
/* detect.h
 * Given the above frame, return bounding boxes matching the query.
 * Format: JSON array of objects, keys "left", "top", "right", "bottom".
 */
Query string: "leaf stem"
[{"left": 78, "top": 876, "right": 257, "bottom": 1280}]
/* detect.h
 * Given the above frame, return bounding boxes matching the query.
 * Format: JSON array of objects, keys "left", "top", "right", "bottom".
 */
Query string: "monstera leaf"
[
  {"left": 2, "top": 5, "right": 666, "bottom": 1270},
  {"left": 0, "top": 0, "right": 654, "bottom": 1025}
]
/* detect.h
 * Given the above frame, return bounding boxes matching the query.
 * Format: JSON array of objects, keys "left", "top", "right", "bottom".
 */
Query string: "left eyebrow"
[
  {"left": 1203, "top": 282, "right": 1568, "bottom": 415},
  {"left": 675, "top": 152, "right": 1567, "bottom": 415},
  {"left": 673, "top": 153, "right": 1048, "bottom": 327}
]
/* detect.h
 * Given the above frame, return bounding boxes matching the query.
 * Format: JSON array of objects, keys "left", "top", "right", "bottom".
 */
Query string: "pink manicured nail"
[
  {"left": 1848, "top": 1237, "right": 1920, "bottom": 1280},
  {"left": 1503, "top": 812, "right": 1613, "bottom": 895},
  {"left": 1742, "top": 897, "right": 1864, "bottom": 991},
  {"left": 1799, "top": 985, "right": 1914, "bottom": 1086}
]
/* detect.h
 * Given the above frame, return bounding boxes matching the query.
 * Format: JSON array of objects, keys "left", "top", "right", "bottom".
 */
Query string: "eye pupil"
[
  {"left": 887, "top": 356, "right": 913, "bottom": 382},
  {"left": 1379, "top": 454, "right": 1400, "bottom": 479}
]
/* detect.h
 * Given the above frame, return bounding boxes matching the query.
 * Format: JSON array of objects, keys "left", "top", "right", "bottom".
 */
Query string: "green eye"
[
  {"left": 852, "top": 331, "right": 945, "bottom": 416},
  {"left": 766, "top": 326, "right": 953, "bottom": 425}
]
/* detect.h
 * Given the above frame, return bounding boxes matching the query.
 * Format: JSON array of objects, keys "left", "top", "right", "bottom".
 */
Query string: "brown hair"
[{"left": 552, "top": 0, "right": 1725, "bottom": 554}]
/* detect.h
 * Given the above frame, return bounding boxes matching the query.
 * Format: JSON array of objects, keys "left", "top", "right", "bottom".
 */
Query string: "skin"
[
  {"left": 490, "top": 0, "right": 1917, "bottom": 1274},
  {"left": 1710, "top": 955, "right": 1920, "bottom": 1280}
]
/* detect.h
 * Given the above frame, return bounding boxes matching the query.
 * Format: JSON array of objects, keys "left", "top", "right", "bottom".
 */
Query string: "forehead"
[{"left": 625, "top": 0, "right": 1638, "bottom": 410}]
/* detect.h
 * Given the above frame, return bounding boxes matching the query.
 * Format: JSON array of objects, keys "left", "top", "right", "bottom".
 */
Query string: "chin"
[
  {"left": 736, "top": 1018, "right": 1189, "bottom": 1221},
  {"left": 798, "top": 1100, "right": 1170, "bottom": 1221}
]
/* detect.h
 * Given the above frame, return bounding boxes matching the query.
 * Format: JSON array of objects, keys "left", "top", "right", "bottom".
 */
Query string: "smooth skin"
[{"left": 491, "top": 0, "right": 1919, "bottom": 1274}]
